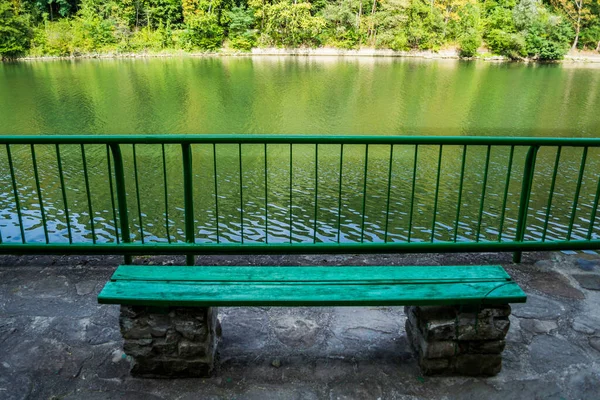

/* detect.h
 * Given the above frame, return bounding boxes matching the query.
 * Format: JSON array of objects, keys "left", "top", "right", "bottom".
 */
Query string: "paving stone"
[
  {"left": 273, "top": 315, "right": 320, "bottom": 348},
  {"left": 590, "top": 337, "right": 600, "bottom": 353},
  {"left": 241, "top": 386, "right": 319, "bottom": 400},
  {"left": 520, "top": 319, "right": 558, "bottom": 334},
  {"left": 453, "top": 354, "right": 502, "bottom": 376},
  {"left": 220, "top": 307, "right": 269, "bottom": 351},
  {"left": 445, "top": 379, "right": 565, "bottom": 400},
  {"left": 511, "top": 294, "right": 565, "bottom": 319},
  {"left": 0, "top": 371, "right": 32, "bottom": 400},
  {"left": 526, "top": 271, "right": 584, "bottom": 299},
  {"left": 576, "top": 258, "right": 599, "bottom": 272},
  {"left": 530, "top": 335, "right": 589, "bottom": 373},
  {"left": 27, "top": 275, "right": 70, "bottom": 298},
  {"left": 505, "top": 315, "right": 522, "bottom": 342},
  {"left": 75, "top": 281, "right": 97, "bottom": 296},
  {"left": 563, "top": 368, "right": 600, "bottom": 400},
  {"left": 572, "top": 317, "right": 598, "bottom": 335},
  {"left": 63, "top": 392, "right": 166, "bottom": 400},
  {"left": 331, "top": 307, "right": 399, "bottom": 343},
  {"left": 572, "top": 274, "right": 600, "bottom": 291}
]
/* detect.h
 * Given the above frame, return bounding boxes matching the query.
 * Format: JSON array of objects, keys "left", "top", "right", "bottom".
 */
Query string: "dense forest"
[{"left": 1, "top": 0, "right": 599, "bottom": 60}]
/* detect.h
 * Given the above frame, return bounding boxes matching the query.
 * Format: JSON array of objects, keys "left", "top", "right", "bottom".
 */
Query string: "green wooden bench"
[{"left": 99, "top": 264, "right": 526, "bottom": 377}]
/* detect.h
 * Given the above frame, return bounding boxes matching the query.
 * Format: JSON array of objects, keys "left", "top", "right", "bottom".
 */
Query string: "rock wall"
[
  {"left": 405, "top": 305, "right": 511, "bottom": 376},
  {"left": 119, "top": 306, "right": 220, "bottom": 378}
]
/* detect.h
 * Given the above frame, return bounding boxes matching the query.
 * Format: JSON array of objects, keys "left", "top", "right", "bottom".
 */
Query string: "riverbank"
[
  {"left": 11, "top": 47, "right": 600, "bottom": 63},
  {"left": 1, "top": 251, "right": 599, "bottom": 399}
]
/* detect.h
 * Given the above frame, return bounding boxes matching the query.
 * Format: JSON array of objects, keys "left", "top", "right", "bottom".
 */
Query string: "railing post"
[
  {"left": 513, "top": 145, "right": 539, "bottom": 263},
  {"left": 109, "top": 144, "right": 132, "bottom": 265},
  {"left": 182, "top": 144, "right": 195, "bottom": 266}
]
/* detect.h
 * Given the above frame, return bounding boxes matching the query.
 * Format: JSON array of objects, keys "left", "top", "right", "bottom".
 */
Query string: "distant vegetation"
[{"left": 1, "top": 0, "right": 599, "bottom": 60}]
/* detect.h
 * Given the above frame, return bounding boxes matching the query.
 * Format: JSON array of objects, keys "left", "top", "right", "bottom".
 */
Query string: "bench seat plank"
[
  {"left": 110, "top": 265, "right": 512, "bottom": 283},
  {"left": 98, "top": 265, "right": 526, "bottom": 307}
]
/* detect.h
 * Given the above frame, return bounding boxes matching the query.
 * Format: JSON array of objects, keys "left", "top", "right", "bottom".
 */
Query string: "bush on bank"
[{"left": 1, "top": 0, "right": 599, "bottom": 60}]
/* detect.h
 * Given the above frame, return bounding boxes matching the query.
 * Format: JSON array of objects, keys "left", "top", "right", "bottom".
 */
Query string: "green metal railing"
[{"left": 0, "top": 135, "right": 599, "bottom": 265}]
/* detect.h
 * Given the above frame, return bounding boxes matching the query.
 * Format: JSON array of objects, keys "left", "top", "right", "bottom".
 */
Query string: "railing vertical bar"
[
  {"left": 31, "top": 144, "right": 49, "bottom": 244},
  {"left": 264, "top": 143, "right": 268, "bottom": 244},
  {"left": 80, "top": 144, "right": 96, "bottom": 244},
  {"left": 453, "top": 145, "right": 467, "bottom": 242},
  {"left": 587, "top": 171, "right": 600, "bottom": 241},
  {"left": 337, "top": 144, "right": 344, "bottom": 243},
  {"left": 213, "top": 144, "right": 220, "bottom": 244},
  {"left": 407, "top": 145, "right": 419, "bottom": 243},
  {"left": 498, "top": 145, "right": 515, "bottom": 242},
  {"left": 475, "top": 145, "right": 491, "bottom": 242},
  {"left": 161, "top": 144, "right": 171, "bottom": 244},
  {"left": 541, "top": 146, "right": 562, "bottom": 242},
  {"left": 513, "top": 145, "right": 539, "bottom": 263},
  {"left": 360, "top": 144, "right": 369, "bottom": 243},
  {"left": 132, "top": 144, "right": 145, "bottom": 244},
  {"left": 289, "top": 144, "right": 292, "bottom": 243},
  {"left": 6, "top": 144, "right": 26, "bottom": 244},
  {"left": 106, "top": 145, "right": 120, "bottom": 245},
  {"left": 567, "top": 146, "right": 588, "bottom": 241},
  {"left": 55, "top": 144, "right": 72, "bottom": 244},
  {"left": 384, "top": 145, "right": 395, "bottom": 243},
  {"left": 430, "top": 145, "right": 443, "bottom": 243},
  {"left": 181, "top": 143, "right": 194, "bottom": 265},
  {"left": 110, "top": 144, "right": 132, "bottom": 264},
  {"left": 240, "top": 143, "right": 245, "bottom": 244},
  {"left": 313, "top": 144, "right": 319, "bottom": 243}
]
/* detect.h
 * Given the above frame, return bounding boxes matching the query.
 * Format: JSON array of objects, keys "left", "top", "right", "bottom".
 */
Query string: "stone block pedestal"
[
  {"left": 120, "top": 306, "right": 220, "bottom": 378},
  {"left": 405, "top": 305, "right": 511, "bottom": 376}
]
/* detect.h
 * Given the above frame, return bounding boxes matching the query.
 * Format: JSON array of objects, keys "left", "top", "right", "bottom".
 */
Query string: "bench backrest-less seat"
[
  {"left": 98, "top": 265, "right": 526, "bottom": 307},
  {"left": 98, "top": 264, "right": 525, "bottom": 378}
]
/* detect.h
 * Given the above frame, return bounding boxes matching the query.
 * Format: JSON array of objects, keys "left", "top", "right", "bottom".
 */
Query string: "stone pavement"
[{"left": 1, "top": 251, "right": 599, "bottom": 399}]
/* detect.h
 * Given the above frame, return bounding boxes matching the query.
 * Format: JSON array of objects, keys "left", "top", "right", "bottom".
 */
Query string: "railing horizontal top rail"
[
  {"left": 0, "top": 239, "right": 599, "bottom": 255},
  {"left": 1, "top": 135, "right": 600, "bottom": 146}
]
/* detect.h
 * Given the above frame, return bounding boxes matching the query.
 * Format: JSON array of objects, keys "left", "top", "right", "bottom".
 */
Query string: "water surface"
[{"left": 0, "top": 57, "right": 599, "bottom": 246}]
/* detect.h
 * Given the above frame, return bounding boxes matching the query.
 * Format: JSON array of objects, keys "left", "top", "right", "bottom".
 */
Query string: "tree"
[
  {"left": 0, "top": 0, "right": 31, "bottom": 58},
  {"left": 226, "top": 5, "right": 256, "bottom": 50},
  {"left": 551, "top": 0, "right": 597, "bottom": 49},
  {"left": 322, "top": 0, "right": 362, "bottom": 47},
  {"left": 181, "top": 0, "right": 225, "bottom": 49},
  {"left": 249, "top": 0, "right": 326, "bottom": 47}
]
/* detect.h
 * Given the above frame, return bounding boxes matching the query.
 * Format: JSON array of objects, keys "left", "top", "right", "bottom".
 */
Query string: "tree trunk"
[
  {"left": 572, "top": 16, "right": 581, "bottom": 50},
  {"left": 356, "top": 0, "right": 362, "bottom": 30},
  {"left": 596, "top": 40, "right": 600, "bottom": 52},
  {"left": 369, "top": 0, "right": 377, "bottom": 43},
  {"left": 261, "top": 0, "right": 265, "bottom": 31}
]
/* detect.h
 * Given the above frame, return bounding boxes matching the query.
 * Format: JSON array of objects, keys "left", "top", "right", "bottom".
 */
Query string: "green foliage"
[
  {"left": 0, "top": 0, "right": 31, "bottom": 58},
  {"left": 226, "top": 5, "right": 256, "bottom": 50},
  {"left": 372, "top": 0, "right": 409, "bottom": 50},
  {"left": 321, "top": 0, "right": 361, "bottom": 48},
  {"left": 252, "top": 0, "right": 326, "bottom": 47},
  {"left": 2, "top": 0, "right": 599, "bottom": 59},
  {"left": 486, "top": 29, "right": 526, "bottom": 58},
  {"left": 404, "top": 0, "right": 444, "bottom": 50},
  {"left": 458, "top": 29, "right": 481, "bottom": 57},
  {"left": 524, "top": 17, "right": 572, "bottom": 60},
  {"left": 580, "top": 23, "right": 600, "bottom": 50},
  {"left": 182, "top": 12, "right": 223, "bottom": 50}
]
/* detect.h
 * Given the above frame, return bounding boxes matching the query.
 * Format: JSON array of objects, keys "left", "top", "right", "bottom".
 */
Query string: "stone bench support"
[
  {"left": 118, "top": 303, "right": 511, "bottom": 378},
  {"left": 120, "top": 306, "right": 220, "bottom": 378},
  {"left": 405, "top": 304, "right": 511, "bottom": 376}
]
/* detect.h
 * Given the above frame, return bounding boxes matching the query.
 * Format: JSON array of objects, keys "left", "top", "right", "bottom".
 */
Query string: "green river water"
[{"left": 0, "top": 57, "right": 599, "bottom": 246}]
